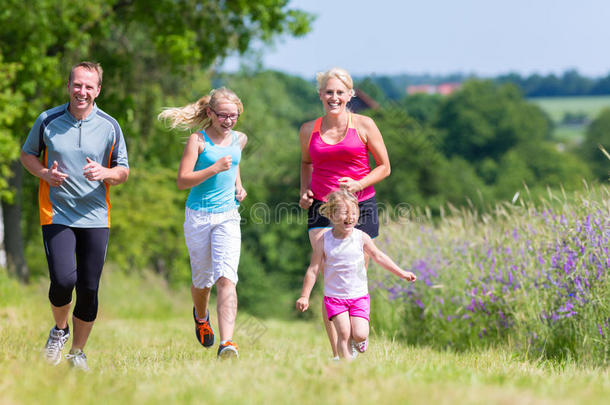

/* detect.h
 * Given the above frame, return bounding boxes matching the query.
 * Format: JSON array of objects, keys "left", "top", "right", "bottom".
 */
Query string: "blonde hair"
[
  {"left": 157, "top": 87, "right": 243, "bottom": 131},
  {"left": 316, "top": 67, "right": 354, "bottom": 95},
  {"left": 319, "top": 189, "right": 359, "bottom": 219}
]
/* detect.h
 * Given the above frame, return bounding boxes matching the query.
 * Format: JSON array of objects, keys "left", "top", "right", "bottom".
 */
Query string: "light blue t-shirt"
[
  {"left": 186, "top": 130, "right": 241, "bottom": 213},
  {"left": 22, "top": 103, "right": 129, "bottom": 228}
]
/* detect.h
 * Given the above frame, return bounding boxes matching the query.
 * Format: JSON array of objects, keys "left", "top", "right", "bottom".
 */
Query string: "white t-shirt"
[{"left": 323, "top": 229, "right": 368, "bottom": 299}]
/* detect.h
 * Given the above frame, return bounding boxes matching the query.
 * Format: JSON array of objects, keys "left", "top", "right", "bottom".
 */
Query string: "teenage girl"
[{"left": 159, "top": 87, "right": 247, "bottom": 359}]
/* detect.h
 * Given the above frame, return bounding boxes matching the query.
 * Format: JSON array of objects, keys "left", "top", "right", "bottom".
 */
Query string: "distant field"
[
  {"left": 528, "top": 95, "right": 610, "bottom": 144},
  {"left": 529, "top": 95, "right": 610, "bottom": 122},
  {"left": 553, "top": 125, "right": 586, "bottom": 143}
]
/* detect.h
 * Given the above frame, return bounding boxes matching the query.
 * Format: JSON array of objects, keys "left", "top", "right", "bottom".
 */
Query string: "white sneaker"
[
  {"left": 44, "top": 327, "right": 69, "bottom": 365},
  {"left": 65, "top": 349, "right": 90, "bottom": 372}
]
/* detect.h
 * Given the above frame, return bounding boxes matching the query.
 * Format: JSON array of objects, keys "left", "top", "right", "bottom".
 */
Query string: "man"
[{"left": 20, "top": 61, "right": 129, "bottom": 371}]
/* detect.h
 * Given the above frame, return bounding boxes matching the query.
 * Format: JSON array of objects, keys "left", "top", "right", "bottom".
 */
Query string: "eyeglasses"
[{"left": 211, "top": 109, "right": 240, "bottom": 122}]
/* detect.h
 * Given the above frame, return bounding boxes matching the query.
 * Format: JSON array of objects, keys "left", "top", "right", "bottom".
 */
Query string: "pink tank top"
[{"left": 309, "top": 114, "right": 375, "bottom": 202}]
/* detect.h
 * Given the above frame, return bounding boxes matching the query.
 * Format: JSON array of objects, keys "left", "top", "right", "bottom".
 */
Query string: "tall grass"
[{"left": 371, "top": 184, "right": 609, "bottom": 366}]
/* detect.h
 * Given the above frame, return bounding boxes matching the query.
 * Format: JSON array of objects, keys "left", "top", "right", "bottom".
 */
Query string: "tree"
[
  {"left": 582, "top": 108, "right": 610, "bottom": 180},
  {"left": 493, "top": 143, "right": 591, "bottom": 199},
  {"left": 560, "top": 69, "right": 593, "bottom": 96},
  {"left": 373, "top": 76, "right": 405, "bottom": 101},
  {"left": 0, "top": 0, "right": 313, "bottom": 281},
  {"left": 366, "top": 107, "right": 446, "bottom": 208},
  {"left": 355, "top": 77, "right": 387, "bottom": 103},
  {"left": 367, "top": 106, "right": 492, "bottom": 211},
  {"left": 0, "top": 60, "right": 23, "bottom": 200},
  {"left": 0, "top": 59, "right": 25, "bottom": 277},
  {"left": 590, "top": 73, "right": 610, "bottom": 95},
  {"left": 433, "top": 79, "right": 593, "bottom": 199},
  {"left": 399, "top": 93, "right": 443, "bottom": 125}
]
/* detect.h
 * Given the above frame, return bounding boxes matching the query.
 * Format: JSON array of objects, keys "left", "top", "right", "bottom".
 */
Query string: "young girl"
[
  {"left": 296, "top": 190, "right": 416, "bottom": 360},
  {"left": 159, "top": 87, "right": 247, "bottom": 359}
]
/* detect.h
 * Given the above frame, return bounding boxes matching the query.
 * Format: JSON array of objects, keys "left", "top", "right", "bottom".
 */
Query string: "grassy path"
[{"left": 1, "top": 270, "right": 608, "bottom": 405}]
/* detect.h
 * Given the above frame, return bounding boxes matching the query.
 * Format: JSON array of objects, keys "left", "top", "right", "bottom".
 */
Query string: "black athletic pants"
[{"left": 42, "top": 224, "right": 109, "bottom": 322}]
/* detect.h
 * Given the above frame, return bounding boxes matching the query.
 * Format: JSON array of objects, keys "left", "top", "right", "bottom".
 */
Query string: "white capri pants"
[{"left": 184, "top": 207, "right": 241, "bottom": 288}]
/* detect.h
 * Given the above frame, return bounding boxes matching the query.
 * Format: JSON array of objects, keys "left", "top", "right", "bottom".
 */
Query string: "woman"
[
  {"left": 159, "top": 87, "right": 247, "bottom": 359},
  {"left": 299, "top": 67, "right": 391, "bottom": 359}
]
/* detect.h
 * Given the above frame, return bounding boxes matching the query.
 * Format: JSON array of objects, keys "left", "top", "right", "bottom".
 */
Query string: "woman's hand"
[
  {"left": 338, "top": 177, "right": 363, "bottom": 194},
  {"left": 299, "top": 189, "right": 314, "bottom": 209}
]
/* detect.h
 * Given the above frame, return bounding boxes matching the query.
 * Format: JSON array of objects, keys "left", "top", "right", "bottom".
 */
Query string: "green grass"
[{"left": 1, "top": 268, "right": 609, "bottom": 405}]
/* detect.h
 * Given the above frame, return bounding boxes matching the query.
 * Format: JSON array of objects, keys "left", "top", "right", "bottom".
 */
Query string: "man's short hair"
[{"left": 69, "top": 61, "right": 103, "bottom": 86}]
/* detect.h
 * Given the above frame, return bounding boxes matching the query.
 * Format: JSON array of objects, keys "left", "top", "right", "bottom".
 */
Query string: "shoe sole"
[
  {"left": 44, "top": 353, "right": 63, "bottom": 366},
  {"left": 68, "top": 362, "right": 90, "bottom": 372},
  {"left": 66, "top": 353, "right": 90, "bottom": 372},
  {"left": 217, "top": 347, "right": 239, "bottom": 359}
]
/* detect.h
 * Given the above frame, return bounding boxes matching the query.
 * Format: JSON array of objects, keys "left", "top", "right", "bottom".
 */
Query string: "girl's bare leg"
[
  {"left": 309, "top": 228, "right": 338, "bottom": 357},
  {"left": 331, "top": 312, "right": 353, "bottom": 360}
]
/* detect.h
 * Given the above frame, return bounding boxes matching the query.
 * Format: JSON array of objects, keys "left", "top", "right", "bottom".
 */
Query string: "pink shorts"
[{"left": 324, "top": 294, "right": 370, "bottom": 321}]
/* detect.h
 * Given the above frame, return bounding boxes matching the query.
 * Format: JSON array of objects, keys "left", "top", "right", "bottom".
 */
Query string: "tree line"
[{"left": 361, "top": 69, "right": 610, "bottom": 100}]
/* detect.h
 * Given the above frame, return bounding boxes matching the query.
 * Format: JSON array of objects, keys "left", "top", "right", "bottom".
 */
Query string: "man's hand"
[
  {"left": 83, "top": 157, "right": 108, "bottom": 181},
  {"left": 45, "top": 161, "right": 69, "bottom": 187}
]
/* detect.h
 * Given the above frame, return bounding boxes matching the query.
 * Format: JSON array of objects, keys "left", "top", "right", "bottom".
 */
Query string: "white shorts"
[{"left": 184, "top": 207, "right": 241, "bottom": 288}]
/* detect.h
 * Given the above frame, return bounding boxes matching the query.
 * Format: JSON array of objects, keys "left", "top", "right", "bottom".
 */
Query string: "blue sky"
[{"left": 222, "top": 0, "right": 610, "bottom": 78}]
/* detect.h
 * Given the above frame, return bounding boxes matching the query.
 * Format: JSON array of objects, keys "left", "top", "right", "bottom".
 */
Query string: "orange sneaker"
[
  {"left": 217, "top": 340, "right": 239, "bottom": 359},
  {"left": 193, "top": 307, "right": 214, "bottom": 348}
]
